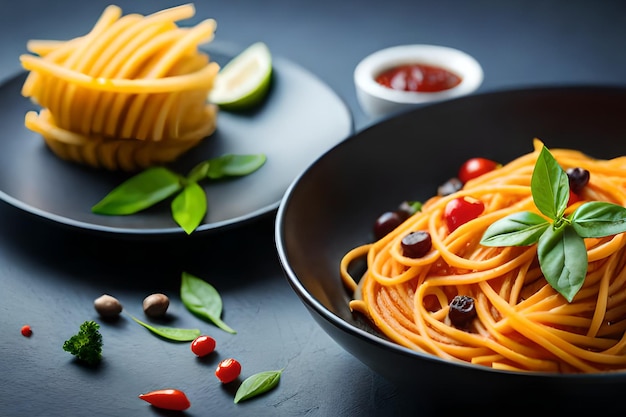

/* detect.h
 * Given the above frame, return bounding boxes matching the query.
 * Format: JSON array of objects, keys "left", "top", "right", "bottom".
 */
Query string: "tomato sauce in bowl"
[
  {"left": 375, "top": 63, "right": 462, "bottom": 93},
  {"left": 354, "top": 44, "right": 483, "bottom": 118}
]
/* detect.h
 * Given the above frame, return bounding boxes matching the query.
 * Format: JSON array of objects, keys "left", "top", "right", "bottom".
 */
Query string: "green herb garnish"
[
  {"left": 130, "top": 315, "right": 201, "bottom": 342},
  {"left": 62, "top": 320, "right": 103, "bottom": 366},
  {"left": 171, "top": 182, "right": 208, "bottom": 234},
  {"left": 481, "top": 145, "right": 626, "bottom": 302},
  {"left": 234, "top": 369, "right": 283, "bottom": 403},
  {"left": 180, "top": 271, "right": 236, "bottom": 334},
  {"left": 92, "top": 153, "right": 266, "bottom": 234}
]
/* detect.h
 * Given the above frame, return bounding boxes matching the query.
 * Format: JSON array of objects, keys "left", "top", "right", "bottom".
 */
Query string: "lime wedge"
[{"left": 209, "top": 42, "right": 272, "bottom": 111}]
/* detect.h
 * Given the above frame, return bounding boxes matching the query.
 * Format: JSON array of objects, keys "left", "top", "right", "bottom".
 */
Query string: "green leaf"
[
  {"left": 171, "top": 182, "right": 207, "bottom": 234},
  {"left": 206, "top": 154, "right": 266, "bottom": 179},
  {"left": 186, "top": 161, "right": 210, "bottom": 183},
  {"left": 130, "top": 316, "right": 201, "bottom": 341},
  {"left": 481, "top": 211, "right": 549, "bottom": 246},
  {"left": 537, "top": 224, "right": 588, "bottom": 302},
  {"left": 571, "top": 201, "right": 626, "bottom": 238},
  {"left": 180, "top": 272, "right": 236, "bottom": 334},
  {"left": 234, "top": 370, "right": 283, "bottom": 403},
  {"left": 531, "top": 146, "right": 570, "bottom": 220},
  {"left": 92, "top": 167, "right": 183, "bottom": 215}
]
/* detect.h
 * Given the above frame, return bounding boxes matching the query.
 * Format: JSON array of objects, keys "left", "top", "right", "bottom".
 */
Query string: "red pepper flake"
[{"left": 21, "top": 324, "right": 32, "bottom": 337}]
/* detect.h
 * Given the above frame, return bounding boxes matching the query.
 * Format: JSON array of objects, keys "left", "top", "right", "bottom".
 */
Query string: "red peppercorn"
[
  {"left": 21, "top": 324, "right": 32, "bottom": 337},
  {"left": 138, "top": 389, "right": 191, "bottom": 411},
  {"left": 190, "top": 335, "right": 216, "bottom": 357},
  {"left": 215, "top": 358, "right": 242, "bottom": 383}
]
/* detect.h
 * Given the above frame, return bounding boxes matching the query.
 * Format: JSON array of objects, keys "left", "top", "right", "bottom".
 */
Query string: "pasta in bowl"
[{"left": 275, "top": 86, "right": 626, "bottom": 407}]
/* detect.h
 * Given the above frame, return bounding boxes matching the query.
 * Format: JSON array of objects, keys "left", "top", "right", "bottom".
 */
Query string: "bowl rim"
[{"left": 354, "top": 44, "right": 484, "bottom": 104}]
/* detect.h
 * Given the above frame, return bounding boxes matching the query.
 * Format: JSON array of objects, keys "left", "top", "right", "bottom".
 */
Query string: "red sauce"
[{"left": 375, "top": 63, "right": 462, "bottom": 93}]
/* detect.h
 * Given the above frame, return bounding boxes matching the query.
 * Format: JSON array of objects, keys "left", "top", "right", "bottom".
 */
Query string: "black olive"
[
  {"left": 401, "top": 231, "right": 432, "bottom": 258},
  {"left": 397, "top": 201, "right": 421, "bottom": 217},
  {"left": 374, "top": 211, "right": 406, "bottom": 240},
  {"left": 438, "top": 177, "right": 463, "bottom": 196},
  {"left": 566, "top": 167, "right": 590, "bottom": 194},
  {"left": 448, "top": 295, "right": 476, "bottom": 328}
]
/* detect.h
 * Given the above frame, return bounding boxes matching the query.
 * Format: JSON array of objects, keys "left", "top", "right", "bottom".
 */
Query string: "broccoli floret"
[{"left": 62, "top": 320, "right": 103, "bottom": 366}]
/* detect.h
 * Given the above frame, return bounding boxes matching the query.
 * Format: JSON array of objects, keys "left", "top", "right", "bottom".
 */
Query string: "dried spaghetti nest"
[{"left": 19, "top": 3, "right": 219, "bottom": 171}]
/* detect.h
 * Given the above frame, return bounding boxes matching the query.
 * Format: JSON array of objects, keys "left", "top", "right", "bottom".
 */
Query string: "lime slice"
[{"left": 209, "top": 42, "right": 273, "bottom": 111}]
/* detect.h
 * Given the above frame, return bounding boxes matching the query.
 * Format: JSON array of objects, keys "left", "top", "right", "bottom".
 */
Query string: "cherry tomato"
[
  {"left": 444, "top": 196, "right": 485, "bottom": 232},
  {"left": 138, "top": 389, "right": 191, "bottom": 411},
  {"left": 567, "top": 189, "right": 581, "bottom": 207},
  {"left": 20, "top": 324, "right": 32, "bottom": 337},
  {"left": 215, "top": 358, "right": 241, "bottom": 383},
  {"left": 190, "top": 335, "right": 216, "bottom": 357},
  {"left": 458, "top": 157, "right": 499, "bottom": 184}
]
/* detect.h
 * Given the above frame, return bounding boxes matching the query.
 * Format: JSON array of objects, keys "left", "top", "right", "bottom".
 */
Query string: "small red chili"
[
  {"left": 458, "top": 157, "right": 500, "bottom": 184},
  {"left": 139, "top": 389, "right": 190, "bottom": 411},
  {"left": 215, "top": 358, "right": 241, "bottom": 383},
  {"left": 21, "top": 324, "right": 32, "bottom": 337},
  {"left": 444, "top": 196, "right": 485, "bottom": 232},
  {"left": 190, "top": 335, "right": 216, "bottom": 357}
]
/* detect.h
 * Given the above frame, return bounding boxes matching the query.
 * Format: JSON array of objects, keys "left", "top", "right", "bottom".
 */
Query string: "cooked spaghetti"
[
  {"left": 341, "top": 140, "right": 626, "bottom": 373},
  {"left": 19, "top": 3, "right": 219, "bottom": 171}
]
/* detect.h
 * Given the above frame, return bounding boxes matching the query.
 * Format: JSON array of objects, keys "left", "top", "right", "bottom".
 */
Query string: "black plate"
[
  {"left": 0, "top": 42, "right": 352, "bottom": 236},
  {"left": 276, "top": 85, "right": 626, "bottom": 407}
]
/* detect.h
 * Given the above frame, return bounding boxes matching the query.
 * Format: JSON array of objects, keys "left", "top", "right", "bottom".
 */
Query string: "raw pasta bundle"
[
  {"left": 19, "top": 3, "right": 219, "bottom": 171},
  {"left": 341, "top": 141, "right": 626, "bottom": 373}
]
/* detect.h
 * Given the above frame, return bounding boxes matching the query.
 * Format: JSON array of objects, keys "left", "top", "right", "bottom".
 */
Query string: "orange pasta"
[
  {"left": 19, "top": 4, "right": 219, "bottom": 171},
  {"left": 340, "top": 139, "right": 626, "bottom": 373}
]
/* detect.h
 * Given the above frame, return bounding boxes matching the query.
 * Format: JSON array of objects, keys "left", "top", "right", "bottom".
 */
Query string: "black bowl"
[{"left": 275, "top": 86, "right": 626, "bottom": 409}]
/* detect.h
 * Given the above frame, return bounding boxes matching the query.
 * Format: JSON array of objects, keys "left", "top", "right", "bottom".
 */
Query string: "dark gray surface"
[{"left": 1, "top": 1, "right": 626, "bottom": 416}]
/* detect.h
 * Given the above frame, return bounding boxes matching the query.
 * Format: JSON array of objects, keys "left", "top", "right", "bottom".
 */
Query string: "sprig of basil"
[
  {"left": 172, "top": 182, "right": 208, "bottom": 235},
  {"left": 234, "top": 369, "right": 283, "bottom": 403},
  {"left": 481, "top": 145, "right": 626, "bottom": 302},
  {"left": 92, "top": 167, "right": 183, "bottom": 215},
  {"left": 206, "top": 154, "right": 267, "bottom": 179},
  {"left": 91, "top": 154, "right": 266, "bottom": 234},
  {"left": 130, "top": 315, "right": 201, "bottom": 342},
  {"left": 180, "top": 271, "right": 236, "bottom": 334}
]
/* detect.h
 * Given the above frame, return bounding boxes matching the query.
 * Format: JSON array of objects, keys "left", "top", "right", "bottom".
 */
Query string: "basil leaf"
[
  {"left": 171, "top": 182, "right": 207, "bottom": 235},
  {"left": 187, "top": 161, "right": 210, "bottom": 183},
  {"left": 180, "top": 272, "right": 236, "bottom": 334},
  {"left": 481, "top": 211, "right": 549, "bottom": 246},
  {"left": 206, "top": 154, "right": 266, "bottom": 179},
  {"left": 571, "top": 201, "right": 626, "bottom": 238},
  {"left": 531, "top": 146, "right": 569, "bottom": 220},
  {"left": 130, "top": 316, "right": 201, "bottom": 341},
  {"left": 537, "top": 224, "right": 587, "bottom": 302},
  {"left": 92, "top": 167, "right": 183, "bottom": 215},
  {"left": 234, "top": 369, "right": 283, "bottom": 403}
]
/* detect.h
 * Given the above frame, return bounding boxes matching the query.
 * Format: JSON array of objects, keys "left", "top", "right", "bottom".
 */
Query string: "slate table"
[{"left": 1, "top": 1, "right": 626, "bottom": 416}]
